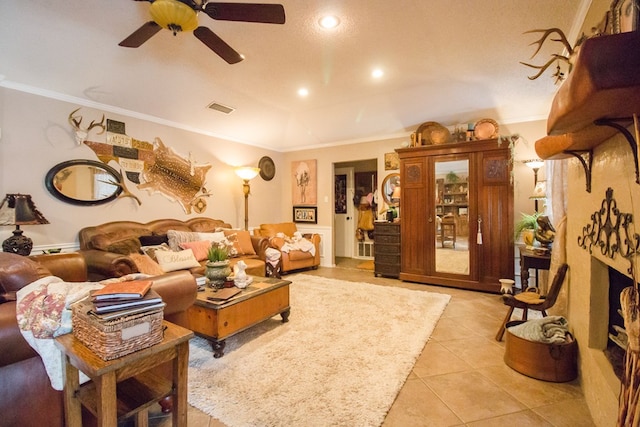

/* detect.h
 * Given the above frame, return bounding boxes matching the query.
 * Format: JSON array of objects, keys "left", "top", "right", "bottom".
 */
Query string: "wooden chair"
[
  {"left": 440, "top": 215, "right": 456, "bottom": 248},
  {"left": 495, "top": 263, "right": 569, "bottom": 341}
]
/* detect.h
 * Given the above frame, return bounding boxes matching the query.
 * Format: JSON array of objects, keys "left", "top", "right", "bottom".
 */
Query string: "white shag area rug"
[{"left": 188, "top": 274, "right": 451, "bottom": 427}]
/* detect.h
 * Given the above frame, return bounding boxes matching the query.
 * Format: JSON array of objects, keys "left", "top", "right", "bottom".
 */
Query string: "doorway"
[{"left": 333, "top": 159, "right": 377, "bottom": 265}]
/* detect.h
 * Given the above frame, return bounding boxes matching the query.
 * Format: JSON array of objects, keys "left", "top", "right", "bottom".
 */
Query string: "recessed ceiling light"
[
  {"left": 319, "top": 15, "right": 340, "bottom": 29},
  {"left": 372, "top": 68, "right": 384, "bottom": 79},
  {"left": 298, "top": 87, "right": 309, "bottom": 97}
]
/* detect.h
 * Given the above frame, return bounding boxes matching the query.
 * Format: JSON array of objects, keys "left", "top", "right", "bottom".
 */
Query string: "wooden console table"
[
  {"left": 519, "top": 246, "right": 551, "bottom": 290},
  {"left": 55, "top": 321, "right": 193, "bottom": 427}
]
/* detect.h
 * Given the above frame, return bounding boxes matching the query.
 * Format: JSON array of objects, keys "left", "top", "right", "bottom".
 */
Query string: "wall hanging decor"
[
  {"left": 73, "top": 112, "right": 212, "bottom": 213},
  {"left": 578, "top": 187, "right": 640, "bottom": 274},
  {"left": 291, "top": 159, "right": 317, "bottom": 206}
]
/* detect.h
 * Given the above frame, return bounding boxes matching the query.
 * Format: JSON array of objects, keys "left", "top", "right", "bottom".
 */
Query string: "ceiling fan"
[{"left": 119, "top": 0, "right": 285, "bottom": 64}]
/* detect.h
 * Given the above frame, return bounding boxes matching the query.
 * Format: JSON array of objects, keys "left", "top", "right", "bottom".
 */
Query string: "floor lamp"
[
  {"left": 523, "top": 159, "right": 545, "bottom": 212},
  {"left": 235, "top": 167, "right": 260, "bottom": 230}
]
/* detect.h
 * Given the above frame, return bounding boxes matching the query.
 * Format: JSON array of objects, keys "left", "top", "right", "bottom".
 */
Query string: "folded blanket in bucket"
[{"left": 507, "top": 316, "right": 569, "bottom": 344}]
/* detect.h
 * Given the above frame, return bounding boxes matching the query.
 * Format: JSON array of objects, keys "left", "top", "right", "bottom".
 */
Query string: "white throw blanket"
[
  {"left": 277, "top": 231, "right": 316, "bottom": 256},
  {"left": 507, "top": 315, "right": 569, "bottom": 344},
  {"left": 15, "top": 273, "right": 150, "bottom": 390}
]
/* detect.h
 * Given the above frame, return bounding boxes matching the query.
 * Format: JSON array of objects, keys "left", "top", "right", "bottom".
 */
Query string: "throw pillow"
[
  {"left": 129, "top": 253, "right": 165, "bottom": 276},
  {"left": 139, "top": 234, "right": 168, "bottom": 246},
  {"left": 167, "top": 230, "right": 201, "bottom": 251},
  {"left": 155, "top": 248, "right": 201, "bottom": 273},
  {"left": 107, "top": 238, "right": 142, "bottom": 255},
  {"left": 140, "top": 243, "right": 171, "bottom": 262},
  {"left": 197, "top": 231, "right": 226, "bottom": 244},
  {"left": 90, "top": 228, "right": 150, "bottom": 250},
  {"left": 223, "top": 229, "right": 256, "bottom": 256},
  {"left": 179, "top": 240, "right": 211, "bottom": 262}
]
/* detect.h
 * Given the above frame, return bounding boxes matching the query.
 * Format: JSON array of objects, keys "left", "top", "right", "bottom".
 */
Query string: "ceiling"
[{"left": 0, "top": 0, "right": 589, "bottom": 152}]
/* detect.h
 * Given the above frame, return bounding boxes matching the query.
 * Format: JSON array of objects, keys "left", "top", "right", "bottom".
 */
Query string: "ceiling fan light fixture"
[{"left": 150, "top": 0, "right": 199, "bottom": 35}]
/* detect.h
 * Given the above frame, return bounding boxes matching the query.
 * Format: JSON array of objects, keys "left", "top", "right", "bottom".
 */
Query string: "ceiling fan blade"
[
  {"left": 193, "top": 26, "right": 244, "bottom": 64},
  {"left": 119, "top": 21, "right": 162, "bottom": 47},
  {"left": 204, "top": 3, "right": 285, "bottom": 24}
]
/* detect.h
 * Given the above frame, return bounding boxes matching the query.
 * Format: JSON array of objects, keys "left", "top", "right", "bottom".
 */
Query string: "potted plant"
[
  {"left": 515, "top": 212, "right": 541, "bottom": 246},
  {"left": 446, "top": 171, "right": 459, "bottom": 183},
  {"left": 205, "top": 244, "right": 231, "bottom": 288}
]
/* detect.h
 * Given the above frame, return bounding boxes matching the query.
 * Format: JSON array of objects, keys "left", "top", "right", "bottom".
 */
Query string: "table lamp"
[{"left": 0, "top": 194, "right": 49, "bottom": 256}]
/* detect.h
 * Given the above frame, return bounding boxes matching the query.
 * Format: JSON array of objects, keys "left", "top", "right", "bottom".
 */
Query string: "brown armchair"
[{"left": 253, "top": 222, "right": 321, "bottom": 274}]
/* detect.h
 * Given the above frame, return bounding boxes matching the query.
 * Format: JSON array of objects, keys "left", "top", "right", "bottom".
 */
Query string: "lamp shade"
[
  {"left": 530, "top": 181, "right": 547, "bottom": 200},
  {"left": 391, "top": 186, "right": 401, "bottom": 201},
  {"left": 0, "top": 194, "right": 49, "bottom": 225},
  {"left": 523, "top": 159, "right": 545, "bottom": 170},
  {"left": 235, "top": 167, "right": 260, "bottom": 181}
]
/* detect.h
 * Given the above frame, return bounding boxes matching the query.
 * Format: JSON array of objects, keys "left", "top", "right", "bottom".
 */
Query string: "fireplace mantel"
[{"left": 535, "top": 31, "right": 640, "bottom": 161}]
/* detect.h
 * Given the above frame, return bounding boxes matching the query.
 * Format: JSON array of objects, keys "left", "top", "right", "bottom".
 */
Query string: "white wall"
[{"left": 0, "top": 88, "right": 284, "bottom": 249}]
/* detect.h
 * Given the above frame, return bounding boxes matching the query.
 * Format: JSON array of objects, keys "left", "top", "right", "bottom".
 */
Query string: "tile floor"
[{"left": 144, "top": 259, "right": 597, "bottom": 427}]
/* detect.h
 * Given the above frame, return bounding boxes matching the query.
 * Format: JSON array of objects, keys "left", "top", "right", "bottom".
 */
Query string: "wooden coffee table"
[{"left": 186, "top": 277, "right": 291, "bottom": 358}]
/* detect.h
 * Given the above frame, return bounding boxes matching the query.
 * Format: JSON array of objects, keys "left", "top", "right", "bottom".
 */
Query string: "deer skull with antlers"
[{"left": 68, "top": 108, "right": 106, "bottom": 145}]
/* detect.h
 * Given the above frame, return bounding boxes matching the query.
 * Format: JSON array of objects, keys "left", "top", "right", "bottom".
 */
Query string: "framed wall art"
[
  {"left": 384, "top": 152, "right": 399, "bottom": 170},
  {"left": 291, "top": 159, "right": 317, "bottom": 205},
  {"left": 335, "top": 174, "right": 347, "bottom": 214},
  {"left": 293, "top": 206, "right": 317, "bottom": 224}
]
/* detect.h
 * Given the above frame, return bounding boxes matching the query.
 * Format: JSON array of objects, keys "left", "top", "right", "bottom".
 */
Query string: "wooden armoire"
[{"left": 396, "top": 138, "right": 513, "bottom": 293}]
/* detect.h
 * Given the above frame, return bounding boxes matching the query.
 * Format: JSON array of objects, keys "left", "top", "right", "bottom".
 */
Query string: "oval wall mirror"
[
  {"left": 381, "top": 173, "right": 400, "bottom": 206},
  {"left": 45, "top": 160, "right": 123, "bottom": 206}
]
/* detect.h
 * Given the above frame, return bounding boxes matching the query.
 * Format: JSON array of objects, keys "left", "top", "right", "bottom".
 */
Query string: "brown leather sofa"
[
  {"left": 253, "top": 222, "right": 321, "bottom": 274},
  {"left": 0, "top": 252, "right": 197, "bottom": 427},
  {"left": 78, "top": 217, "right": 269, "bottom": 280}
]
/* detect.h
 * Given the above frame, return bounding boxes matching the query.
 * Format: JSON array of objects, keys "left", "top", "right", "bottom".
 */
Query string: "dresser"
[{"left": 374, "top": 222, "right": 401, "bottom": 278}]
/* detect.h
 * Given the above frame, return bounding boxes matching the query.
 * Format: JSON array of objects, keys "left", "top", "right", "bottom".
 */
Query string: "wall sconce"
[
  {"left": 235, "top": 167, "right": 260, "bottom": 230},
  {"left": 0, "top": 194, "right": 50, "bottom": 256},
  {"left": 523, "top": 159, "right": 545, "bottom": 212}
]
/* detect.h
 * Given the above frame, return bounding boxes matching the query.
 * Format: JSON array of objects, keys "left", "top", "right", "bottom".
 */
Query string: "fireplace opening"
[{"left": 605, "top": 266, "right": 631, "bottom": 380}]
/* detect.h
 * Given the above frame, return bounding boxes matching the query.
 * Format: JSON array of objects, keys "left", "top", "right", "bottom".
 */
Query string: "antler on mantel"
[{"left": 520, "top": 28, "right": 584, "bottom": 84}]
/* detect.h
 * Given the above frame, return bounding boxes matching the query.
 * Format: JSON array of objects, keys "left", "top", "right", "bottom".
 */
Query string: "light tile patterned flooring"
[{"left": 143, "top": 259, "right": 596, "bottom": 427}]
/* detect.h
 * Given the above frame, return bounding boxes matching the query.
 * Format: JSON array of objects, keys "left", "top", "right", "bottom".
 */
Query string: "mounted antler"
[
  {"left": 520, "top": 28, "right": 580, "bottom": 84},
  {"left": 68, "top": 108, "right": 106, "bottom": 145}
]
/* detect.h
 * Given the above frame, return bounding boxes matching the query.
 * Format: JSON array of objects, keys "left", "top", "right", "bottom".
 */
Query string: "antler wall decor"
[
  {"left": 68, "top": 108, "right": 106, "bottom": 145},
  {"left": 520, "top": 28, "right": 585, "bottom": 84}
]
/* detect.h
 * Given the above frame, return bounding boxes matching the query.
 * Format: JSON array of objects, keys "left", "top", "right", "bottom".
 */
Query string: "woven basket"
[{"left": 72, "top": 300, "right": 164, "bottom": 361}]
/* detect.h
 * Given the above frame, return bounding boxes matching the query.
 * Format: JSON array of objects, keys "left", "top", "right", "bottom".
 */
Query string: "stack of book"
[{"left": 89, "top": 280, "right": 165, "bottom": 321}]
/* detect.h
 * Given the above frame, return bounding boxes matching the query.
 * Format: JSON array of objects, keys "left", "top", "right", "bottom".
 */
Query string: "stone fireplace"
[{"left": 564, "top": 131, "right": 640, "bottom": 425}]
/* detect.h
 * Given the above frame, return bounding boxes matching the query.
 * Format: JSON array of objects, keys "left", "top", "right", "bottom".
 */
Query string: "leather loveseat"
[
  {"left": 253, "top": 222, "right": 321, "bottom": 274},
  {"left": 78, "top": 217, "right": 269, "bottom": 280},
  {"left": 0, "top": 252, "right": 197, "bottom": 427}
]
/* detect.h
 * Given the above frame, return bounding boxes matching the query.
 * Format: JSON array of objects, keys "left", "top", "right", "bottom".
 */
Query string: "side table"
[
  {"left": 54, "top": 321, "right": 193, "bottom": 427},
  {"left": 519, "top": 246, "right": 551, "bottom": 290}
]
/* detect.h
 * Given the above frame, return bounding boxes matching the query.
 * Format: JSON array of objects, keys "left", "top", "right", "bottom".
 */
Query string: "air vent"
[{"left": 207, "top": 102, "right": 235, "bottom": 114}]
